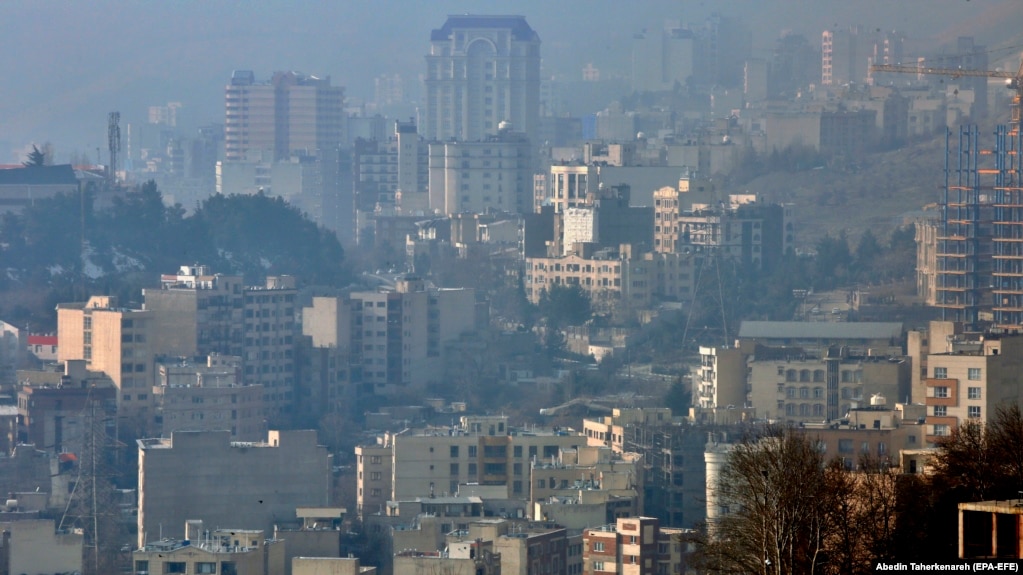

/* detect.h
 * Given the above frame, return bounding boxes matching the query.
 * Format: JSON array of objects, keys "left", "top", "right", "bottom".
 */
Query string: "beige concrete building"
[
  {"left": 490, "top": 522, "right": 570, "bottom": 575},
  {"left": 16, "top": 360, "right": 117, "bottom": 456},
  {"left": 694, "top": 346, "right": 747, "bottom": 411},
  {"left": 276, "top": 507, "right": 347, "bottom": 575},
  {"left": 355, "top": 416, "right": 585, "bottom": 516},
  {"left": 293, "top": 557, "right": 377, "bottom": 575},
  {"left": 154, "top": 355, "right": 265, "bottom": 441},
  {"left": 526, "top": 246, "right": 697, "bottom": 312},
  {"left": 225, "top": 70, "right": 344, "bottom": 162},
  {"left": 546, "top": 164, "right": 601, "bottom": 214},
  {"left": 141, "top": 264, "right": 298, "bottom": 419},
  {"left": 797, "top": 405, "right": 923, "bottom": 469},
  {"left": 243, "top": 275, "right": 299, "bottom": 414},
  {"left": 921, "top": 333, "right": 1023, "bottom": 445},
  {"left": 143, "top": 264, "right": 245, "bottom": 359},
  {"left": 427, "top": 127, "right": 534, "bottom": 215},
  {"left": 736, "top": 321, "right": 905, "bottom": 357},
  {"left": 394, "top": 541, "right": 500, "bottom": 575},
  {"left": 137, "top": 429, "right": 331, "bottom": 547},
  {"left": 528, "top": 445, "right": 642, "bottom": 514},
  {"left": 305, "top": 277, "right": 477, "bottom": 395},
  {"left": 0, "top": 518, "right": 82, "bottom": 575},
  {"left": 132, "top": 523, "right": 283, "bottom": 575},
  {"left": 355, "top": 442, "right": 393, "bottom": 518},
  {"left": 747, "top": 351, "right": 908, "bottom": 424},
  {"left": 653, "top": 170, "right": 719, "bottom": 253},
  {"left": 57, "top": 295, "right": 157, "bottom": 423},
  {"left": 582, "top": 407, "right": 673, "bottom": 453},
  {"left": 582, "top": 516, "right": 686, "bottom": 575}
]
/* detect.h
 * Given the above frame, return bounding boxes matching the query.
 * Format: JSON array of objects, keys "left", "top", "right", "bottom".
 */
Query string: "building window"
[
  {"left": 968, "top": 387, "right": 982, "bottom": 400},
  {"left": 933, "top": 386, "right": 949, "bottom": 399},
  {"left": 164, "top": 563, "right": 187, "bottom": 574},
  {"left": 593, "top": 561, "right": 605, "bottom": 571},
  {"left": 468, "top": 445, "right": 477, "bottom": 458},
  {"left": 838, "top": 439, "right": 853, "bottom": 453},
  {"left": 450, "top": 445, "right": 459, "bottom": 458},
  {"left": 450, "top": 463, "right": 459, "bottom": 475},
  {"left": 594, "top": 541, "right": 605, "bottom": 552},
  {"left": 196, "top": 563, "right": 217, "bottom": 574},
  {"left": 969, "top": 406, "right": 981, "bottom": 419},
  {"left": 968, "top": 367, "right": 981, "bottom": 381},
  {"left": 933, "top": 424, "right": 950, "bottom": 437},
  {"left": 933, "top": 405, "right": 947, "bottom": 417},
  {"left": 934, "top": 367, "right": 947, "bottom": 378}
]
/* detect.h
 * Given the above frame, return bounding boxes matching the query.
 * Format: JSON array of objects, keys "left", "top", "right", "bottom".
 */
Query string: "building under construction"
[{"left": 935, "top": 121, "right": 1023, "bottom": 329}]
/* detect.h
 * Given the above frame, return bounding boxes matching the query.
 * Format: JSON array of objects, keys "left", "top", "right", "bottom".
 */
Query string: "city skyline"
[{"left": 0, "top": 0, "right": 1018, "bottom": 163}]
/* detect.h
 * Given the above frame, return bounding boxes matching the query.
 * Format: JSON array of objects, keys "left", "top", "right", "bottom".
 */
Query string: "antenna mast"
[{"left": 108, "top": 112, "right": 121, "bottom": 181}]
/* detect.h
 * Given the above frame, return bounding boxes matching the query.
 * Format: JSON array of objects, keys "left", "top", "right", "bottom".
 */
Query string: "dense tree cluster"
[{"left": 0, "top": 181, "right": 349, "bottom": 327}]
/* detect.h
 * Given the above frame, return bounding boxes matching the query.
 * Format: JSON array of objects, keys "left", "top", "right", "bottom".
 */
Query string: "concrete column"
[
  {"left": 992, "top": 512, "right": 998, "bottom": 558},
  {"left": 958, "top": 509, "right": 965, "bottom": 558}
]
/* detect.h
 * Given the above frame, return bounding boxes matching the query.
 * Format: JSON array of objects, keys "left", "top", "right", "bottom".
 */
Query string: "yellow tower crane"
[{"left": 870, "top": 59, "right": 1023, "bottom": 132}]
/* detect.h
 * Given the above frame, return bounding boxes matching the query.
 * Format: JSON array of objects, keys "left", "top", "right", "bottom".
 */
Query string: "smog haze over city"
[
  {"left": 1, "top": 0, "right": 1019, "bottom": 162},
  {"left": 5, "top": 1, "right": 1023, "bottom": 573}
]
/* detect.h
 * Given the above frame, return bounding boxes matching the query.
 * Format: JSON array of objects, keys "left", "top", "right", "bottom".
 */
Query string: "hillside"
[{"left": 741, "top": 135, "right": 947, "bottom": 250}]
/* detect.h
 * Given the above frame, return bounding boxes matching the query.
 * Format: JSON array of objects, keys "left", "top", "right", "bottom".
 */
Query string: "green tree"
[
  {"left": 22, "top": 144, "right": 47, "bottom": 167},
  {"left": 663, "top": 379, "right": 690, "bottom": 416},
  {"left": 538, "top": 284, "right": 592, "bottom": 327},
  {"left": 813, "top": 232, "right": 852, "bottom": 289}
]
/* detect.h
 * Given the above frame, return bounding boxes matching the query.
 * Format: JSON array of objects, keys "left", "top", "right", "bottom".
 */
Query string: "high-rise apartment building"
[
  {"left": 422, "top": 15, "right": 541, "bottom": 144},
  {"left": 354, "top": 416, "right": 585, "bottom": 518},
  {"left": 224, "top": 70, "right": 344, "bottom": 162},
  {"left": 919, "top": 329, "right": 1023, "bottom": 445},
  {"left": 143, "top": 265, "right": 298, "bottom": 418},
  {"left": 427, "top": 125, "right": 534, "bottom": 215},
  {"left": 303, "top": 277, "right": 477, "bottom": 395},
  {"left": 143, "top": 264, "right": 245, "bottom": 358},
  {"left": 822, "top": 26, "right": 870, "bottom": 86},
  {"left": 56, "top": 296, "right": 157, "bottom": 423}
]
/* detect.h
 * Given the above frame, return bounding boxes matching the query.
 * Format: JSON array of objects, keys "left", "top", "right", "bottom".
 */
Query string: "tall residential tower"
[{"left": 422, "top": 15, "right": 541, "bottom": 144}]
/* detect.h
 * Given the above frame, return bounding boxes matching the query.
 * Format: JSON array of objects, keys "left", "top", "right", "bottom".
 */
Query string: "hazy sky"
[{"left": 1, "top": 0, "right": 1019, "bottom": 163}]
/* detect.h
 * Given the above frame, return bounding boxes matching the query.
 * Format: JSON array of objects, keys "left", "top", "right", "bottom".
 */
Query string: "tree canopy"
[{"left": 0, "top": 181, "right": 350, "bottom": 327}]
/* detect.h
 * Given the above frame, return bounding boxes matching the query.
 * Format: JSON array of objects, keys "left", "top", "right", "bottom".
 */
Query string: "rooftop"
[
  {"left": 431, "top": 15, "right": 538, "bottom": 42},
  {"left": 739, "top": 321, "right": 904, "bottom": 341},
  {"left": 0, "top": 164, "right": 78, "bottom": 186}
]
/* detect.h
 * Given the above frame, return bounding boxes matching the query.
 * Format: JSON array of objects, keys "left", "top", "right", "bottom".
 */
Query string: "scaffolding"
[
  {"left": 991, "top": 122, "right": 1023, "bottom": 328},
  {"left": 935, "top": 123, "right": 1023, "bottom": 329}
]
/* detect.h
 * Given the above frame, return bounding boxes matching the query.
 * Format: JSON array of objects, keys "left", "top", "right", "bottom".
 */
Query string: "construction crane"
[{"left": 870, "top": 58, "right": 1023, "bottom": 132}]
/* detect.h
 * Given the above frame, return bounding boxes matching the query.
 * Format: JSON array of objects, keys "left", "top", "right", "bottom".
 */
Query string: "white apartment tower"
[
  {"left": 423, "top": 15, "right": 541, "bottom": 144},
  {"left": 224, "top": 70, "right": 344, "bottom": 162}
]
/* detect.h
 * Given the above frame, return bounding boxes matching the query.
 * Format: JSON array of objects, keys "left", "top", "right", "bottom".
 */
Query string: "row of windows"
[
  {"left": 932, "top": 405, "right": 981, "bottom": 418},
  {"left": 931, "top": 385, "right": 981, "bottom": 399},
  {"left": 933, "top": 367, "right": 982, "bottom": 380}
]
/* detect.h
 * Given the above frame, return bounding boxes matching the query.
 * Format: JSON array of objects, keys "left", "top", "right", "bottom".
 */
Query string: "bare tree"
[
  {"left": 696, "top": 427, "right": 843, "bottom": 575},
  {"left": 932, "top": 414, "right": 997, "bottom": 500}
]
